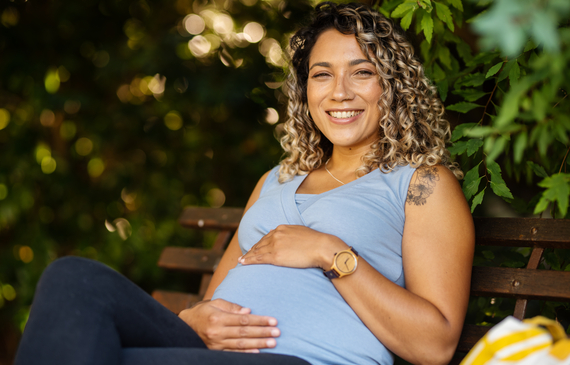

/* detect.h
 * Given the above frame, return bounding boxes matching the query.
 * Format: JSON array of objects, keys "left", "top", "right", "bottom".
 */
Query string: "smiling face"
[{"left": 307, "top": 29, "right": 383, "bottom": 152}]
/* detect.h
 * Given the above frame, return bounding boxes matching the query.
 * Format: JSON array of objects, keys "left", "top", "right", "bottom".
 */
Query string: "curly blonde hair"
[{"left": 278, "top": 2, "right": 462, "bottom": 182}]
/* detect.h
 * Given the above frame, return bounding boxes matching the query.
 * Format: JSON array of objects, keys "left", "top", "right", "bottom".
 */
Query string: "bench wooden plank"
[
  {"left": 456, "top": 324, "right": 491, "bottom": 353},
  {"left": 474, "top": 217, "right": 570, "bottom": 248},
  {"left": 157, "top": 247, "right": 223, "bottom": 273},
  {"left": 471, "top": 266, "right": 570, "bottom": 301},
  {"left": 151, "top": 290, "right": 202, "bottom": 315},
  {"left": 178, "top": 207, "right": 243, "bottom": 230}
]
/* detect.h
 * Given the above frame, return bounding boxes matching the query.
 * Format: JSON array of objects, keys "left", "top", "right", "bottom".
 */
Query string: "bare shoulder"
[{"left": 406, "top": 165, "right": 462, "bottom": 208}]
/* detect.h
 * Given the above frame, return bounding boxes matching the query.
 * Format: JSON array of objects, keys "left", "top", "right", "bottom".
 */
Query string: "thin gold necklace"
[{"left": 324, "top": 159, "right": 345, "bottom": 185}]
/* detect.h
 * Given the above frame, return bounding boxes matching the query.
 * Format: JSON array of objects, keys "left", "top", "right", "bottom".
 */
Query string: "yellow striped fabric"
[{"left": 460, "top": 316, "right": 570, "bottom": 365}]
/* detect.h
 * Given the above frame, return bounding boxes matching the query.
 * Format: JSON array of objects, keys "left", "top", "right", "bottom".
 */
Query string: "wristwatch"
[{"left": 323, "top": 247, "right": 359, "bottom": 279}]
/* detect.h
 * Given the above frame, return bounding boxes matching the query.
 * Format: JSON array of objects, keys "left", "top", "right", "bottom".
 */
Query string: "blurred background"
[{"left": 1, "top": 0, "right": 569, "bottom": 363}]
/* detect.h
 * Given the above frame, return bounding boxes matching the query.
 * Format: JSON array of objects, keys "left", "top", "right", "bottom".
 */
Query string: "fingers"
[
  {"left": 209, "top": 298, "right": 248, "bottom": 314},
  {"left": 218, "top": 337, "right": 277, "bottom": 351}
]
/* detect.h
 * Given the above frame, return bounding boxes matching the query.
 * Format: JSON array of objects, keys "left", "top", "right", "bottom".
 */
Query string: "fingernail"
[
  {"left": 271, "top": 329, "right": 280, "bottom": 337},
  {"left": 268, "top": 318, "right": 277, "bottom": 326},
  {"left": 266, "top": 339, "right": 276, "bottom": 347},
  {"left": 237, "top": 256, "right": 243, "bottom": 262}
]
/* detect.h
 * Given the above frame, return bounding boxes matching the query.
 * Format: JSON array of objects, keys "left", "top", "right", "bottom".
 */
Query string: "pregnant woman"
[{"left": 15, "top": 2, "right": 474, "bottom": 365}]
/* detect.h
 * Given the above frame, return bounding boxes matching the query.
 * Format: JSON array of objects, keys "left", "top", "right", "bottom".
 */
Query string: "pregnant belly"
[{"left": 210, "top": 264, "right": 391, "bottom": 365}]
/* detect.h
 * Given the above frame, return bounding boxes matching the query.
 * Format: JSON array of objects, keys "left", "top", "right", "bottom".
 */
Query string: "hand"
[
  {"left": 178, "top": 298, "right": 280, "bottom": 352},
  {"left": 238, "top": 225, "right": 347, "bottom": 269}
]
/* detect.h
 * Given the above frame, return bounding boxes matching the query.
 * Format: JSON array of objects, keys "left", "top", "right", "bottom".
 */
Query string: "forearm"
[{"left": 333, "top": 259, "right": 463, "bottom": 365}]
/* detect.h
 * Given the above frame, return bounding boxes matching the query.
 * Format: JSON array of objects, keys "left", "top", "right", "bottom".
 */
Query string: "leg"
[{"left": 15, "top": 256, "right": 206, "bottom": 365}]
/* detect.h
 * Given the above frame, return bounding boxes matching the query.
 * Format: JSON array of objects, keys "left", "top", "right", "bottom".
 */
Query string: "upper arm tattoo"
[{"left": 406, "top": 167, "right": 440, "bottom": 206}]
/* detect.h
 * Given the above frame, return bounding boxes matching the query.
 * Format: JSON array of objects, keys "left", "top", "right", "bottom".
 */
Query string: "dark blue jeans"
[{"left": 14, "top": 257, "right": 311, "bottom": 365}]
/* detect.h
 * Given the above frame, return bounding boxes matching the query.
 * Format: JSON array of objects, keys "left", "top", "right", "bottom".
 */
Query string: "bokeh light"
[
  {"left": 41, "top": 156, "right": 57, "bottom": 174},
  {"left": 39, "top": 109, "right": 55, "bottom": 127},
  {"left": 206, "top": 188, "right": 226, "bottom": 208},
  {"left": 213, "top": 13, "right": 233, "bottom": 35},
  {"left": 184, "top": 14, "right": 205, "bottom": 35},
  {"left": 243, "top": 22, "right": 264, "bottom": 43},
  {"left": 2, "top": 284, "right": 16, "bottom": 301},
  {"left": 18, "top": 246, "right": 33, "bottom": 264},
  {"left": 75, "top": 138, "right": 93, "bottom": 156},
  {"left": 88, "top": 158, "right": 105, "bottom": 177},
  {"left": 164, "top": 111, "right": 183, "bottom": 130},
  {"left": 265, "top": 107, "right": 279, "bottom": 124},
  {"left": 0, "top": 108, "right": 10, "bottom": 130},
  {"left": 64, "top": 100, "right": 81, "bottom": 114},
  {"left": 188, "top": 35, "right": 211, "bottom": 57},
  {"left": 35, "top": 144, "right": 51, "bottom": 164},
  {"left": 44, "top": 67, "right": 60, "bottom": 94}
]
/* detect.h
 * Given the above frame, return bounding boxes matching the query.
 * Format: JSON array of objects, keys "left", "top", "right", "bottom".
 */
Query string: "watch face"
[{"left": 335, "top": 251, "right": 356, "bottom": 274}]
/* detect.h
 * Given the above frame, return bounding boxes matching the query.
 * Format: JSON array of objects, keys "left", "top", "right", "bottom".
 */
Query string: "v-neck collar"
[{"left": 281, "top": 169, "right": 379, "bottom": 224}]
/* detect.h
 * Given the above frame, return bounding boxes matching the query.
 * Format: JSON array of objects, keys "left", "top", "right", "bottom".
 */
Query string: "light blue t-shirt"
[{"left": 212, "top": 165, "right": 416, "bottom": 365}]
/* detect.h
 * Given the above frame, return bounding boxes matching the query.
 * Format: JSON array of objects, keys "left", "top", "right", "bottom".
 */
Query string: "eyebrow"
[{"left": 309, "top": 59, "right": 373, "bottom": 70}]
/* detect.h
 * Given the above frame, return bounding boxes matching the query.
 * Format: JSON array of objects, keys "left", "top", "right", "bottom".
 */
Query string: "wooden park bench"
[{"left": 152, "top": 207, "right": 570, "bottom": 363}]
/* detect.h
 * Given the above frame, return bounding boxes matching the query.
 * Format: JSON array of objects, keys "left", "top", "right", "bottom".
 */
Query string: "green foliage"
[
  {"left": 379, "top": 0, "right": 570, "bottom": 331},
  {"left": 0, "top": 0, "right": 312, "bottom": 354}
]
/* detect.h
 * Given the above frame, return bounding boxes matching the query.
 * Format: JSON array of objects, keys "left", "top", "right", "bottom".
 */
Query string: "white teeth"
[{"left": 328, "top": 110, "right": 362, "bottom": 119}]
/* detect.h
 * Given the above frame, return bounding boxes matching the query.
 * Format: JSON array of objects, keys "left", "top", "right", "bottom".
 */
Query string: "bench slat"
[
  {"left": 158, "top": 247, "right": 223, "bottom": 273},
  {"left": 178, "top": 207, "right": 244, "bottom": 230},
  {"left": 474, "top": 218, "right": 570, "bottom": 248},
  {"left": 151, "top": 290, "right": 202, "bottom": 314},
  {"left": 471, "top": 266, "right": 570, "bottom": 301},
  {"left": 456, "top": 324, "right": 491, "bottom": 353}
]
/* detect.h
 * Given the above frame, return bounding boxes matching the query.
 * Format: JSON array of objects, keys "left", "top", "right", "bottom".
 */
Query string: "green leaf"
[
  {"left": 465, "top": 126, "right": 494, "bottom": 138},
  {"left": 435, "top": 2, "right": 454, "bottom": 31},
  {"left": 471, "top": 188, "right": 486, "bottom": 212},
  {"left": 486, "top": 62, "right": 503, "bottom": 78},
  {"left": 448, "top": 140, "right": 468, "bottom": 155},
  {"left": 447, "top": 0, "right": 463, "bottom": 11},
  {"left": 456, "top": 41, "right": 472, "bottom": 63},
  {"left": 497, "top": 59, "right": 515, "bottom": 83},
  {"left": 513, "top": 132, "right": 527, "bottom": 164},
  {"left": 466, "top": 138, "right": 484, "bottom": 156},
  {"left": 462, "top": 162, "right": 482, "bottom": 200},
  {"left": 391, "top": 1, "right": 417, "bottom": 18},
  {"left": 446, "top": 102, "right": 481, "bottom": 113},
  {"left": 400, "top": 10, "right": 414, "bottom": 30},
  {"left": 438, "top": 46, "right": 451, "bottom": 69},
  {"left": 523, "top": 40, "right": 537, "bottom": 52},
  {"left": 453, "top": 89, "right": 489, "bottom": 102},
  {"left": 494, "top": 76, "right": 534, "bottom": 128},
  {"left": 451, "top": 122, "right": 477, "bottom": 142},
  {"left": 485, "top": 135, "right": 507, "bottom": 162},
  {"left": 421, "top": 11, "right": 434, "bottom": 44},
  {"left": 456, "top": 73, "right": 485, "bottom": 88},
  {"left": 534, "top": 173, "right": 570, "bottom": 216},
  {"left": 437, "top": 78, "right": 448, "bottom": 101},
  {"left": 487, "top": 160, "right": 513, "bottom": 199},
  {"left": 509, "top": 60, "right": 520, "bottom": 86},
  {"left": 527, "top": 161, "right": 548, "bottom": 178},
  {"left": 490, "top": 181, "right": 514, "bottom": 200}
]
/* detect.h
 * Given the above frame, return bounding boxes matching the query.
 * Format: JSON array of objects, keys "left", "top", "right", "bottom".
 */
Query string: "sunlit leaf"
[
  {"left": 462, "top": 162, "right": 483, "bottom": 200},
  {"left": 435, "top": 2, "right": 454, "bottom": 31},
  {"left": 534, "top": 173, "right": 570, "bottom": 216},
  {"left": 421, "top": 10, "right": 434, "bottom": 44},
  {"left": 466, "top": 138, "right": 484, "bottom": 156},
  {"left": 486, "top": 62, "right": 503, "bottom": 78},
  {"left": 451, "top": 123, "right": 477, "bottom": 142},
  {"left": 447, "top": 0, "right": 463, "bottom": 12},
  {"left": 471, "top": 188, "right": 486, "bottom": 212},
  {"left": 446, "top": 102, "right": 481, "bottom": 113},
  {"left": 513, "top": 132, "right": 527, "bottom": 164},
  {"left": 391, "top": 1, "right": 417, "bottom": 18}
]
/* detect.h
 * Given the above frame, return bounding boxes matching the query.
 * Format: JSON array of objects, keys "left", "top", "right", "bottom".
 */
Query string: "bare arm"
[{"left": 240, "top": 166, "right": 474, "bottom": 364}]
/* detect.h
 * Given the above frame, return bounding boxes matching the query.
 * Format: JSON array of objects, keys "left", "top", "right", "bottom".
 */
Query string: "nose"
[{"left": 331, "top": 74, "right": 354, "bottom": 102}]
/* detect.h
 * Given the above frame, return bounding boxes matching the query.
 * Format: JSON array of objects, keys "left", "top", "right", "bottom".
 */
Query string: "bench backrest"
[{"left": 153, "top": 207, "right": 570, "bottom": 358}]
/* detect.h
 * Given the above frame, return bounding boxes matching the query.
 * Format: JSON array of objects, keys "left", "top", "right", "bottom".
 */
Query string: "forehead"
[{"left": 309, "top": 29, "right": 367, "bottom": 65}]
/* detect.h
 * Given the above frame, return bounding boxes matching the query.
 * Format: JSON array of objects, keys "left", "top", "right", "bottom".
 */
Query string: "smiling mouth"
[{"left": 327, "top": 110, "right": 363, "bottom": 119}]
